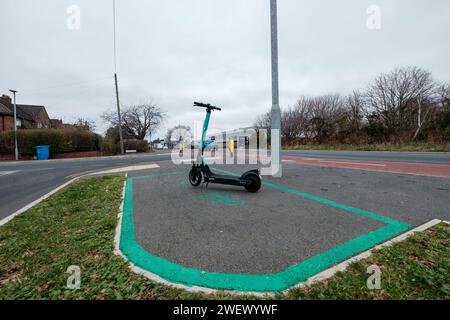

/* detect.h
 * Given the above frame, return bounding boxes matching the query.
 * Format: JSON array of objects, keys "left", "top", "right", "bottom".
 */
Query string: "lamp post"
[
  {"left": 9, "top": 89, "right": 19, "bottom": 161},
  {"left": 270, "top": 0, "right": 282, "bottom": 177}
]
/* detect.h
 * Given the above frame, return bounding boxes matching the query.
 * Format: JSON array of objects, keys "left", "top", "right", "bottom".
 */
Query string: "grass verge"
[
  {"left": 0, "top": 175, "right": 448, "bottom": 299},
  {"left": 285, "top": 143, "right": 450, "bottom": 152},
  {"left": 283, "top": 223, "right": 449, "bottom": 300}
]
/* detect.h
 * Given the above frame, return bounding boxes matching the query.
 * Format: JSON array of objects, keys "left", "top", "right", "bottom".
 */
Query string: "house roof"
[
  {"left": 0, "top": 102, "right": 13, "bottom": 116},
  {"left": 3, "top": 104, "right": 47, "bottom": 121}
]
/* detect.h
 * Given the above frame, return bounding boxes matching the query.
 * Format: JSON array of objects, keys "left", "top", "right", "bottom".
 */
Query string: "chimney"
[{"left": 0, "top": 94, "right": 12, "bottom": 106}]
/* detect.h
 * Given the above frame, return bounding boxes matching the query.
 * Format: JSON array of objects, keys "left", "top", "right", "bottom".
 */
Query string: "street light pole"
[
  {"left": 270, "top": 0, "right": 282, "bottom": 177},
  {"left": 9, "top": 89, "right": 19, "bottom": 161}
]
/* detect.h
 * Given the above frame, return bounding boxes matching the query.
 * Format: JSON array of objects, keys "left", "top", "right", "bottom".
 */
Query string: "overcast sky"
[{"left": 1, "top": 0, "right": 449, "bottom": 138}]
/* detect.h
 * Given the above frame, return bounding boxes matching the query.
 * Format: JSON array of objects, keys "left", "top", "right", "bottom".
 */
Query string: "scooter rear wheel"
[
  {"left": 189, "top": 169, "right": 202, "bottom": 187},
  {"left": 244, "top": 174, "right": 261, "bottom": 193}
]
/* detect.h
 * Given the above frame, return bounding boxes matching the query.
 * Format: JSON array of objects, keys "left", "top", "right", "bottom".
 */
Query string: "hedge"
[
  {"left": 0, "top": 129, "right": 103, "bottom": 156},
  {"left": 123, "top": 139, "right": 149, "bottom": 153}
]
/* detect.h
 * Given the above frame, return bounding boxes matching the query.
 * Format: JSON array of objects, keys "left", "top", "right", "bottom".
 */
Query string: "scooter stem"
[{"left": 200, "top": 110, "right": 211, "bottom": 164}]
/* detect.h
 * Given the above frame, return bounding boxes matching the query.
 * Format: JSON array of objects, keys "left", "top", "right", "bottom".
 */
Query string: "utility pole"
[
  {"left": 9, "top": 89, "right": 19, "bottom": 161},
  {"left": 114, "top": 73, "right": 124, "bottom": 154},
  {"left": 113, "top": 0, "right": 124, "bottom": 154},
  {"left": 270, "top": 0, "right": 282, "bottom": 177}
]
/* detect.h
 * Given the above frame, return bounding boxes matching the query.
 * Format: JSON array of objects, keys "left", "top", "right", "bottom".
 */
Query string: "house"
[
  {"left": 0, "top": 94, "right": 51, "bottom": 131},
  {"left": 50, "top": 119, "right": 64, "bottom": 129}
]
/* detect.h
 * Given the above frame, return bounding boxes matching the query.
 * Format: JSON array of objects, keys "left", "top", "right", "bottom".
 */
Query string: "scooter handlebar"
[{"left": 194, "top": 101, "right": 222, "bottom": 111}]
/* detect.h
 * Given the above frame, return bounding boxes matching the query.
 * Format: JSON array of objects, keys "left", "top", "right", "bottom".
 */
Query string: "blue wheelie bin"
[{"left": 34, "top": 145, "right": 50, "bottom": 160}]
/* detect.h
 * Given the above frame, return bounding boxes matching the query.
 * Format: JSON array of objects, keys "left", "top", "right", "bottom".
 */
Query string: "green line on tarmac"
[
  {"left": 199, "top": 192, "right": 246, "bottom": 206},
  {"left": 214, "top": 168, "right": 405, "bottom": 226}
]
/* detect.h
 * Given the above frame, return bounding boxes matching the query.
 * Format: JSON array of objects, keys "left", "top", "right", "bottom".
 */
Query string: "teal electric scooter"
[{"left": 189, "top": 102, "right": 262, "bottom": 193}]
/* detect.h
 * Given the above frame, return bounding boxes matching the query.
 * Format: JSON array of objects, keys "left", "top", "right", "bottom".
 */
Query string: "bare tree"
[
  {"left": 345, "top": 90, "right": 365, "bottom": 132},
  {"left": 292, "top": 95, "right": 313, "bottom": 138},
  {"left": 253, "top": 66, "right": 448, "bottom": 145},
  {"left": 72, "top": 118, "right": 96, "bottom": 132},
  {"left": 254, "top": 111, "right": 271, "bottom": 130},
  {"left": 436, "top": 82, "right": 450, "bottom": 111},
  {"left": 412, "top": 94, "right": 432, "bottom": 141},
  {"left": 365, "top": 66, "right": 436, "bottom": 141},
  {"left": 282, "top": 107, "right": 302, "bottom": 143},
  {"left": 307, "top": 94, "right": 346, "bottom": 142},
  {"left": 102, "top": 102, "right": 165, "bottom": 140}
]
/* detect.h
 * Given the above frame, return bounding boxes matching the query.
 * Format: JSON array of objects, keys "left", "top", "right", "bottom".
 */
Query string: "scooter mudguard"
[{"left": 240, "top": 169, "right": 261, "bottom": 180}]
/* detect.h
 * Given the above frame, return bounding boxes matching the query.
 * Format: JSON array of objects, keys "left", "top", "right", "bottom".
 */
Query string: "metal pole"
[
  {"left": 114, "top": 73, "right": 125, "bottom": 154},
  {"left": 9, "top": 89, "right": 19, "bottom": 161},
  {"left": 113, "top": 0, "right": 124, "bottom": 154},
  {"left": 270, "top": 0, "right": 282, "bottom": 177}
]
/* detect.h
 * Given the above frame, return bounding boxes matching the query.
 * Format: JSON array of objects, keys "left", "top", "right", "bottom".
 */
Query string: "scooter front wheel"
[
  {"left": 244, "top": 174, "right": 261, "bottom": 193},
  {"left": 189, "top": 168, "right": 202, "bottom": 187}
]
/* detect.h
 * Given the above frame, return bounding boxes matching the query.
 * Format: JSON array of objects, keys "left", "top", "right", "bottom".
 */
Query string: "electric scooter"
[{"left": 189, "top": 102, "right": 262, "bottom": 193}]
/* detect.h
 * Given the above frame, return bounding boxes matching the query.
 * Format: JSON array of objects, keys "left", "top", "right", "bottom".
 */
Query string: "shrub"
[{"left": 124, "top": 139, "right": 149, "bottom": 153}]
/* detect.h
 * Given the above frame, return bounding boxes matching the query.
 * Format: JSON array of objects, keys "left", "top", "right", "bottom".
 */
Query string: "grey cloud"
[{"left": 1, "top": 0, "right": 449, "bottom": 138}]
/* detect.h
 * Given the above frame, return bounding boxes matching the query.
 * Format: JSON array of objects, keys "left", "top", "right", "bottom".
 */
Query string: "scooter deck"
[{"left": 204, "top": 174, "right": 248, "bottom": 186}]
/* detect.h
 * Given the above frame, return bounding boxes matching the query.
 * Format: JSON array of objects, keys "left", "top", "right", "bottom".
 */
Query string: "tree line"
[{"left": 255, "top": 66, "right": 450, "bottom": 145}]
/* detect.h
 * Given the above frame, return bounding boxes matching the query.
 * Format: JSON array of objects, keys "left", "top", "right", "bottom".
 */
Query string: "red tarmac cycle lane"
[{"left": 283, "top": 156, "right": 450, "bottom": 178}]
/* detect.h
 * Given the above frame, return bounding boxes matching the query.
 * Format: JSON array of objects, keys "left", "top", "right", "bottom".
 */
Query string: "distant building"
[
  {"left": 50, "top": 119, "right": 64, "bottom": 129},
  {"left": 0, "top": 94, "right": 51, "bottom": 131}
]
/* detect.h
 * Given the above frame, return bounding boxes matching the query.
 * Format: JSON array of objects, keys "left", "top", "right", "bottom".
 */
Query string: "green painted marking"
[
  {"left": 120, "top": 171, "right": 411, "bottom": 292},
  {"left": 214, "top": 168, "right": 405, "bottom": 226},
  {"left": 199, "top": 192, "right": 245, "bottom": 206}
]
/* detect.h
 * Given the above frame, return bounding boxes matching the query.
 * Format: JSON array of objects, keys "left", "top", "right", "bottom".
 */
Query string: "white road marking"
[
  {"left": 25, "top": 167, "right": 55, "bottom": 172},
  {"left": 65, "top": 169, "right": 106, "bottom": 179},
  {"left": 0, "top": 171, "right": 18, "bottom": 177},
  {"left": 179, "top": 157, "right": 222, "bottom": 164},
  {"left": 87, "top": 164, "right": 160, "bottom": 175},
  {"left": 318, "top": 160, "right": 386, "bottom": 167},
  {"left": 66, "top": 164, "right": 161, "bottom": 179}
]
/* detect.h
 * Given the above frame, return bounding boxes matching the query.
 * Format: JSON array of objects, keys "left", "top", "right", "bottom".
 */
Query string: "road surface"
[
  {"left": 0, "top": 153, "right": 172, "bottom": 220},
  {"left": 282, "top": 150, "right": 450, "bottom": 164},
  {"left": 0, "top": 150, "right": 449, "bottom": 221}
]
